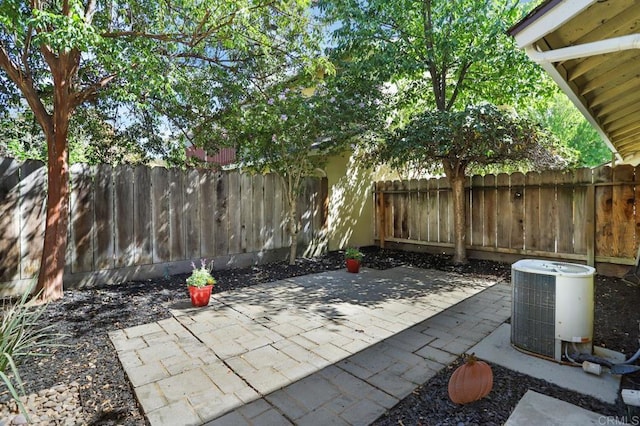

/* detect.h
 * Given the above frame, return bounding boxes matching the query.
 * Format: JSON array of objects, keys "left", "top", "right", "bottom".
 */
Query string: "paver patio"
[{"left": 108, "top": 266, "right": 511, "bottom": 425}]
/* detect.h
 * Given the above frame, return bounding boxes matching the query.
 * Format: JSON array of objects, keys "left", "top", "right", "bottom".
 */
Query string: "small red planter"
[
  {"left": 346, "top": 259, "right": 361, "bottom": 273},
  {"left": 188, "top": 285, "right": 214, "bottom": 307}
]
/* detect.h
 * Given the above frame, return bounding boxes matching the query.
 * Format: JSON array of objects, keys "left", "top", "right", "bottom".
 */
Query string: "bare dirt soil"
[{"left": 3, "top": 247, "right": 640, "bottom": 425}]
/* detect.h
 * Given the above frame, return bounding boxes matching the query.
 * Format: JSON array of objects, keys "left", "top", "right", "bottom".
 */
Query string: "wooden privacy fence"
[
  {"left": 374, "top": 165, "right": 640, "bottom": 266},
  {"left": 0, "top": 157, "right": 327, "bottom": 292}
]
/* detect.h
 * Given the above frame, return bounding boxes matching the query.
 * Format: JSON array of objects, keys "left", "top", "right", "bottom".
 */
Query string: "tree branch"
[
  {"left": 73, "top": 73, "right": 118, "bottom": 107},
  {"left": 84, "top": 0, "right": 98, "bottom": 25},
  {"left": 0, "top": 42, "right": 52, "bottom": 135},
  {"left": 21, "top": 25, "right": 34, "bottom": 78},
  {"left": 446, "top": 61, "right": 472, "bottom": 111},
  {"left": 421, "top": 0, "right": 444, "bottom": 110}
]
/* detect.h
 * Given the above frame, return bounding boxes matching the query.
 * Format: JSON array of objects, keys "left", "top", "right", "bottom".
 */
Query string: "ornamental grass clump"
[
  {"left": 1, "top": 286, "right": 64, "bottom": 419},
  {"left": 186, "top": 259, "right": 216, "bottom": 288}
]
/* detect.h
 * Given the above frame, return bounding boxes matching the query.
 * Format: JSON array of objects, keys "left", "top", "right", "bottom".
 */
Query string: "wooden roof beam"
[
  {"left": 571, "top": 2, "right": 640, "bottom": 45},
  {"left": 602, "top": 112, "right": 640, "bottom": 132},
  {"left": 568, "top": 56, "right": 609, "bottom": 81},
  {"left": 588, "top": 75, "right": 640, "bottom": 108},
  {"left": 609, "top": 122, "right": 640, "bottom": 139},
  {"left": 600, "top": 102, "right": 640, "bottom": 126},
  {"left": 614, "top": 134, "right": 640, "bottom": 150},
  {"left": 580, "top": 61, "right": 638, "bottom": 95}
]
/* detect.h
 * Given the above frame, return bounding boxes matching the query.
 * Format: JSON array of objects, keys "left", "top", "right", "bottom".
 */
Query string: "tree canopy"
[
  {"left": 208, "top": 59, "right": 386, "bottom": 263},
  {"left": 319, "top": 0, "right": 560, "bottom": 264},
  {"left": 531, "top": 91, "right": 612, "bottom": 168},
  {"left": 368, "top": 103, "right": 562, "bottom": 264},
  {"left": 0, "top": 0, "right": 320, "bottom": 300},
  {"left": 319, "top": 0, "right": 549, "bottom": 114}
]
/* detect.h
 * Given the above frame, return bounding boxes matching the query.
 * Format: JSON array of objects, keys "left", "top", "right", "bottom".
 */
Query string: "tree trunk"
[
  {"left": 443, "top": 159, "right": 467, "bottom": 265},
  {"left": 34, "top": 134, "right": 69, "bottom": 301},
  {"left": 34, "top": 78, "right": 72, "bottom": 301},
  {"left": 288, "top": 197, "right": 298, "bottom": 265},
  {"left": 282, "top": 174, "right": 300, "bottom": 265}
]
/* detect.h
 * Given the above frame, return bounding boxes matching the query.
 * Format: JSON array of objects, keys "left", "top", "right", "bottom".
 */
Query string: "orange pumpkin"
[{"left": 447, "top": 353, "right": 493, "bottom": 404}]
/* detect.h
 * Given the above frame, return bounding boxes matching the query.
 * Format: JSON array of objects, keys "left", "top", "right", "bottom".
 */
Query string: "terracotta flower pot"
[
  {"left": 188, "top": 285, "right": 213, "bottom": 307},
  {"left": 346, "top": 259, "right": 361, "bottom": 273}
]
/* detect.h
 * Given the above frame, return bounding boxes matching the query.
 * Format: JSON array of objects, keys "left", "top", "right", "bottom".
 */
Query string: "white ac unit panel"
[{"left": 511, "top": 259, "right": 595, "bottom": 362}]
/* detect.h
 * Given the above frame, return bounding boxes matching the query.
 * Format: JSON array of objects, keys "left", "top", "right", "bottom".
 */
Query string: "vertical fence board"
[
  {"left": 199, "top": 170, "right": 216, "bottom": 258},
  {"left": 496, "top": 173, "right": 511, "bottom": 249},
  {"left": 20, "top": 161, "right": 46, "bottom": 279},
  {"left": 227, "top": 171, "right": 241, "bottom": 254},
  {"left": 94, "top": 164, "right": 114, "bottom": 270},
  {"left": 70, "top": 164, "right": 94, "bottom": 273},
  {"left": 470, "top": 175, "right": 483, "bottom": 247},
  {"left": 438, "top": 177, "right": 450, "bottom": 243},
  {"left": 299, "top": 178, "right": 312, "bottom": 245},
  {"left": 0, "top": 159, "right": 22, "bottom": 281},
  {"left": 273, "top": 175, "right": 284, "bottom": 249},
  {"left": 426, "top": 179, "right": 438, "bottom": 242},
  {"left": 168, "top": 169, "right": 185, "bottom": 261},
  {"left": 594, "top": 166, "right": 614, "bottom": 258},
  {"left": 391, "top": 181, "right": 401, "bottom": 238},
  {"left": 538, "top": 171, "right": 557, "bottom": 253},
  {"left": 418, "top": 180, "right": 428, "bottom": 241},
  {"left": 510, "top": 172, "right": 525, "bottom": 250},
  {"left": 556, "top": 170, "right": 575, "bottom": 254},
  {"left": 573, "top": 168, "right": 592, "bottom": 255},
  {"left": 240, "top": 173, "right": 254, "bottom": 252},
  {"left": 151, "top": 167, "right": 170, "bottom": 263},
  {"left": 263, "top": 174, "right": 275, "bottom": 250},
  {"left": 400, "top": 180, "right": 409, "bottom": 239},
  {"left": 215, "top": 172, "right": 229, "bottom": 256},
  {"left": 408, "top": 180, "right": 419, "bottom": 240},
  {"left": 524, "top": 172, "right": 540, "bottom": 251},
  {"left": 319, "top": 178, "right": 329, "bottom": 245},
  {"left": 114, "top": 166, "right": 135, "bottom": 267},
  {"left": 482, "top": 175, "right": 496, "bottom": 248},
  {"left": 184, "top": 169, "right": 201, "bottom": 259},
  {"left": 296, "top": 178, "right": 306, "bottom": 246},
  {"left": 252, "top": 174, "right": 265, "bottom": 249},
  {"left": 133, "top": 166, "right": 153, "bottom": 265},
  {"left": 612, "top": 165, "right": 636, "bottom": 258}
]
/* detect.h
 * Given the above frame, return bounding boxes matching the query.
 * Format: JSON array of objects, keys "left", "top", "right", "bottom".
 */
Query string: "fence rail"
[
  {"left": 0, "top": 157, "right": 326, "bottom": 295},
  {"left": 374, "top": 165, "right": 640, "bottom": 266}
]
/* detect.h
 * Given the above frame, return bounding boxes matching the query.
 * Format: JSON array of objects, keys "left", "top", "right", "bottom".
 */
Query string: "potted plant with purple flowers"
[{"left": 186, "top": 259, "right": 216, "bottom": 307}]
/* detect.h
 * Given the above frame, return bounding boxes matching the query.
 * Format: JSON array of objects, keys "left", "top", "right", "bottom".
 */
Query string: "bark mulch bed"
[{"left": 3, "top": 247, "right": 640, "bottom": 425}]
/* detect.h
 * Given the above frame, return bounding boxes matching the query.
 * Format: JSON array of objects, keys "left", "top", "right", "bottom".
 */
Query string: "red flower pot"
[
  {"left": 346, "top": 259, "right": 361, "bottom": 273},
  {"left": 188, "top": 285, "right": 213, "bottom": 307}
]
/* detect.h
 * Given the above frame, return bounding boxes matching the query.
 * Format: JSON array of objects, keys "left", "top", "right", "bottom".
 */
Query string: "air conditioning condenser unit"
[{"left": 511, "top": 259, "right": 596, "bottom": 363}]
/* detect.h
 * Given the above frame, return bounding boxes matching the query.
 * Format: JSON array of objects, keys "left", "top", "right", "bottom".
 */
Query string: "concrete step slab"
[
  {"left": 505, "top": 390, "right": 607, "bottom": 425},
  {"left": 469, "top": 323, "right": 621, "bottom": 404}
]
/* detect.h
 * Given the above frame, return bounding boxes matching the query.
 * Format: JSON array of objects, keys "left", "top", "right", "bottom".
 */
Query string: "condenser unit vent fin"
[{"left": 511, "top": 270, "right": 555, "bottom": 358}]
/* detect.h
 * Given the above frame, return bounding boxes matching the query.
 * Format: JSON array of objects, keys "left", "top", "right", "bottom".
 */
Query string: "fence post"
[
  {"left": 586, "top": 184, "right": 595, "bottom": 267},
  {"left": 377, "top": 184, "right": 386, "bottom": 249}
]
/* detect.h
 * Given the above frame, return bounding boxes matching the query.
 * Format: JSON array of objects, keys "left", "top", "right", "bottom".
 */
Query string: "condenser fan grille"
[{"left": 511, "top": 270, "right": 555, "bottom": 358}]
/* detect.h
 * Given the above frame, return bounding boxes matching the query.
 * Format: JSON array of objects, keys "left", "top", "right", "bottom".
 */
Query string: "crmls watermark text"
[{"left": 598, "top": 416, "right": 640, "bottom": 425}]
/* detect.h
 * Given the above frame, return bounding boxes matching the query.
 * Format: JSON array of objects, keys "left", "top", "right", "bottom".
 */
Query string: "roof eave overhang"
[{"left": 510, "top": 0, "right": 624, "bottom": 164}]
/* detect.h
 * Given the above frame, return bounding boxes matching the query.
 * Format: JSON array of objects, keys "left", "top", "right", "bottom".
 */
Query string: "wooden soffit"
[{"left": 510, "top": 0, "right": 640, "bottom": 165}]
